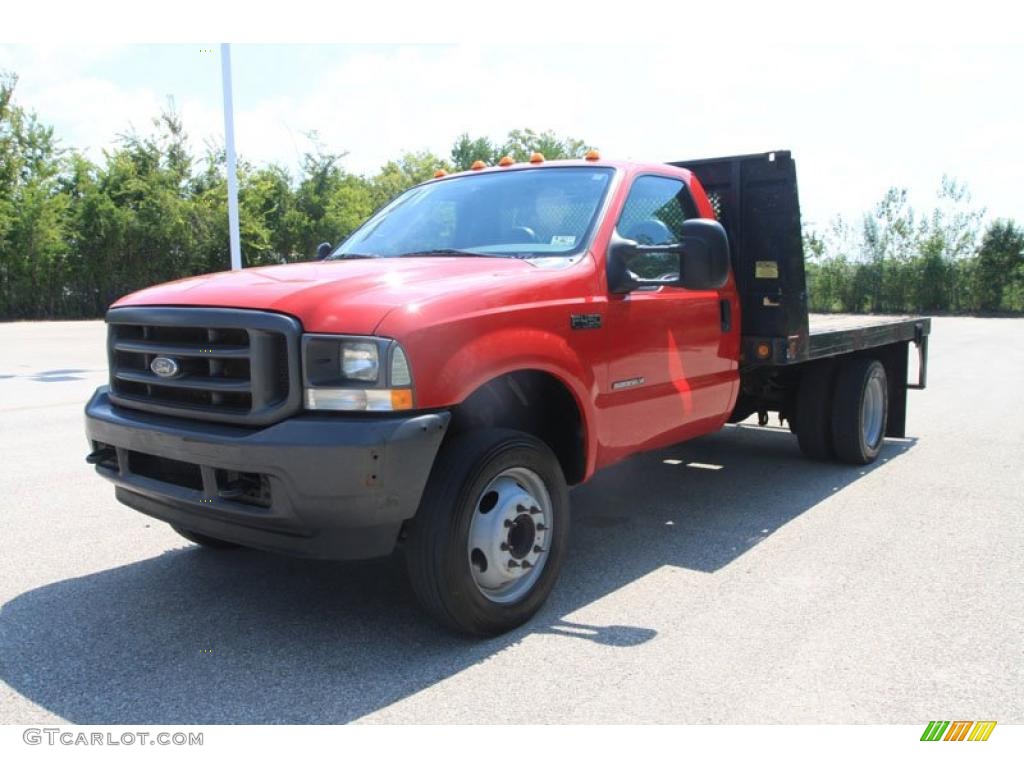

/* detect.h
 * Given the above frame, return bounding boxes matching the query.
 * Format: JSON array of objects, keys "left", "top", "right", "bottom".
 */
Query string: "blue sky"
[{"left": 1, "top": 43, "right": 1021, "bottom": 230}]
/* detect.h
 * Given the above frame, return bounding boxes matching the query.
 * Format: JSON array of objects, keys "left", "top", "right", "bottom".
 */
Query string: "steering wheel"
[{"left": 507, "top": 225, "right": 538, "bottom": 243}]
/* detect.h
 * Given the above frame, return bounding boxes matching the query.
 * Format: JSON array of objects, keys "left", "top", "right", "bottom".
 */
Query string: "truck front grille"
[{"left": 106, "top": 307, "right": 302, "bottom": 426}]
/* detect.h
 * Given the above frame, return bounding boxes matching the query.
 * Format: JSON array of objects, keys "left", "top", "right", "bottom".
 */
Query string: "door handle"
[{"left": 719, "top": 299, "right": 732, "bottom": 332}]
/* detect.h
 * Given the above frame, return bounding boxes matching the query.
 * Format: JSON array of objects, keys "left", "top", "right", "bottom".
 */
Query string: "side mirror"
[
  {"left": 316, "top": 242, "right": 332, "bottom": 260},
  {"left": 676, "top": 219, "right": 730, "bottom": 291},
  {"left": 607, "top": 218, "right": 730, "bottom": 293}
]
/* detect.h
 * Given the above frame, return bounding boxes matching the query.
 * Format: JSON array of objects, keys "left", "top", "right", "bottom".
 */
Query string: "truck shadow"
[{"left": 0, "top": 424, "right": 914, "bottom": 724}]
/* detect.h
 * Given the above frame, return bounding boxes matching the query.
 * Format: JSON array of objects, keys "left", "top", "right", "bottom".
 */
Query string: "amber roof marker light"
[
  {"left": 529, "top": 152, "right": 545, "bottom": 164},
  {"left": 433, "top": 169, "right": 447, "bottom": 178},
  {"left": 497, "top": 156, "right": 515, "bottom": 167},
  {"left": 470, "top": 160, "right": 487, "bottom": 171},
  {"left": 584, "top": 149, "right": 601, "bottom": 161}
]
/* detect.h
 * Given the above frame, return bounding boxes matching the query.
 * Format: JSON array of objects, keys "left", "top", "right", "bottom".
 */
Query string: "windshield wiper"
[
  {"left": 329, "top": 252, "right": 378, "bottom": 260},
  {"left": 398, "top": 249, "right": 501, "bottom": 258}
]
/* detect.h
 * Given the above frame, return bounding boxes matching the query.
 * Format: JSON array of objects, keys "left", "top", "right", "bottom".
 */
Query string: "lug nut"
[
  {"left": 536, "top": 523, "right": 547, "bottom": 531},
  {"left": 508, "top": 560, "right": 520, "bottom": 569},
  {"left": 529, "top": 505, "right": 542, "bottom": 515},
  {"left": 516, "top": 504, "right": 527, "bottom": 513},
  {"left": 500, "top": 542, "right": 509, "bottom": 551},
  {"left": 504, "top": 520, "right": 513, "bottom": 528},
  {"left": 533, "top": 545, "right": 545, "bottom": 553},
  {"left": 521, "top": 560, "right": 534, "bottom": 569}
]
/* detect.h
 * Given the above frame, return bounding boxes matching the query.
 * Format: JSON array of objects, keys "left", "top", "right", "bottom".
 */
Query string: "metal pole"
[{"left": 221, "top": 43, "right": 242, "bottom": 271}]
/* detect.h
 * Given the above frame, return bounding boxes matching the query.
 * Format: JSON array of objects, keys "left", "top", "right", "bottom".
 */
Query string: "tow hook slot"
[
  {"left": 86, "top": 445, "right": 118, "bottom": 469},
  {"left": 218, "top": 481, "right": 247, "bottom": 500},
  {"left": 215, "top": 470, "right": 272, "bottom": 507}
]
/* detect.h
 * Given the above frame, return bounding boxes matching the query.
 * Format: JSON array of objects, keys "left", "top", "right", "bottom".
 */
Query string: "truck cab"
[{"left": 85, "top": 150, "right": 930, "bottom": 636}]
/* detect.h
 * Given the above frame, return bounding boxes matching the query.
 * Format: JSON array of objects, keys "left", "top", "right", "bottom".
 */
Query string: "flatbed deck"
[
  {"left": 807, "top": 313, "right": 930, "bottom": 359},
  {"left": 742, "top": 313, "right": 931, "bottom": 370}
]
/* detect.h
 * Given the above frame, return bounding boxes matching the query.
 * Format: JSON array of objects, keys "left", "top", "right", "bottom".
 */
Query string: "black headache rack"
[
  {"left": 669, "top": 149, "right": 930, "bottom": 375},
  {"left": 669, "top": 150, "right": 808, "bottom": 363}
]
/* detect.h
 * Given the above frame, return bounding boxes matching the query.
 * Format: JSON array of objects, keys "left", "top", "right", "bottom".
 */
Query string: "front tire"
[{"left": 403, "top": 429, "right": 570, "bottom": 636}]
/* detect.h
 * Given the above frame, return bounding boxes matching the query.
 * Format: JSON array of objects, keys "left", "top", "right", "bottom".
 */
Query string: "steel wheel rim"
[
  {"left": 862, "top": 374, "right": 885, "bottom": 448},
  {"left": 467, "top": 467, "right": 552, "bottom": 604}
]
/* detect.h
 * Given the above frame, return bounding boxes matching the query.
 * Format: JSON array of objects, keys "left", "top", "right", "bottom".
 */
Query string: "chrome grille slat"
[{"left": 105, "top": 307, "right": 302, "bottom": 426}]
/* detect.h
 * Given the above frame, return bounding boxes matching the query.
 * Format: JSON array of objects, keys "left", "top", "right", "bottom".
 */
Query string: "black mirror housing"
[
  {"left": 316, "top": 242, "right": 332, "bottom": 260},
  {"left": 607, "top": 218, "right": 730, "bottom": 293},
  {"left": 677, "top": 218, "right": 730, "bottom": 290}
]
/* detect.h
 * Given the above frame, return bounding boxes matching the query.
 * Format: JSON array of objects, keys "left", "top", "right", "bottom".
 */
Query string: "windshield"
[{"left": 331, "top": 167, "right": 614, "bottom": 259}]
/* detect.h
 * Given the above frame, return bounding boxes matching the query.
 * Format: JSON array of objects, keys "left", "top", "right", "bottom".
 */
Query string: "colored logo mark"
[{"left": 920, "top": 720, "right": 996, "bottom": 742}]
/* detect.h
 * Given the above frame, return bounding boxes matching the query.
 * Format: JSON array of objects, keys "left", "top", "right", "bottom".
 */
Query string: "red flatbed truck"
[{"left": 84, "top": 149, "right": 930, "bottom": 635}]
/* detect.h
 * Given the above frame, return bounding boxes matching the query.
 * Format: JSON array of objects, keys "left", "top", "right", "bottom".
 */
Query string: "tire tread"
[
  {"left": 794, "top": 362, "right": 837, "bottom": 461},
  {"left": 831, "top": 357, "right": 888, "bottom": 465},
  {"left": 403, "top": 429, "right": 568, "bottom": 636}
]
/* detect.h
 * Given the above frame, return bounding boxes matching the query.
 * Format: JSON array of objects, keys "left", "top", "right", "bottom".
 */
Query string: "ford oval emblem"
[{"left": 150, "top": 356, "right": 181, "bottom": 378}]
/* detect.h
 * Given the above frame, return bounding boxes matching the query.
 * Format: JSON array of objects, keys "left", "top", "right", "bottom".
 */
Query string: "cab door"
[{"left": 601, "top": 174, "right": 737, "bottom": 458}]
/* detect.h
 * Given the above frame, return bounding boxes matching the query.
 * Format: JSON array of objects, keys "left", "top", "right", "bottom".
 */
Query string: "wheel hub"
[
  {"left": 467, "top": 468, "right": 552, "bottom": 603},
  {"left": 862, "top": 374, "right": 885, "bottom": 448},
  {"left": 506, "top": 513, "right": 536, "bottom": 559}
]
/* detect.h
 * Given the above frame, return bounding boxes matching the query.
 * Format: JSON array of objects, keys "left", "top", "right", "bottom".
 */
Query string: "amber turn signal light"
[{"left": 390, "top": 389, "right": 414, "bottom": 410}]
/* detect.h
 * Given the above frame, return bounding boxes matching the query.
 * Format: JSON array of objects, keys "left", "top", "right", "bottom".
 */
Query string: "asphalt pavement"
[{"left": 0, "top": 317, "right": 1021, "bottom": 724}]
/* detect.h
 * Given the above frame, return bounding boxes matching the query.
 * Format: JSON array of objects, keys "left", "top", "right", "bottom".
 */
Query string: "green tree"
[
  {"left": 0, "top": 72, "right": 71, "bottom": 317},
  {"left": 971, "top": 219, "right": 1024, "bottom": 312},
  {"left": 499, "top": 128, "right": 588, "bottom": 162},
  {"left": 369, "top": 150, "right": 448, "bottom": 209},
  {"left": 450, "top": 134, "right": 499, "bottom": 171},
  {"left": 289, "top": 139, "right": 372, "bottom": 257},
  {"left": 911, "top": 177, "right": 984, "bottom": 312},
  {"left": 805, "top": 178, "right": 985, "bottom": 315},
  {"left": 450, "top": 128, "right": 591, "bottom": 170},
  {"left": 5, "top": 65, "right": 1019, "bottom": 320}
]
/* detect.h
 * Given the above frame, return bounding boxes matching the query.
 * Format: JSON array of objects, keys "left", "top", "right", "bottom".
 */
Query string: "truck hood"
[{"left": 113, "top": 257, "right": 544, "bottom": 334}]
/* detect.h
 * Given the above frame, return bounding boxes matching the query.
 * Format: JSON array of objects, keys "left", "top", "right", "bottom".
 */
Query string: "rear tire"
[
  {"left": 794, "top": 362, "right": 837, "bottom": 460},
  {"left": 402, "top": 428, "right": 570, "bottom": 637},
  {"left": 171, "top": 525, "right": 243, "bottom": 549},
  {"left": 831, "top": 358, "right": 888, "bottom": 465}
]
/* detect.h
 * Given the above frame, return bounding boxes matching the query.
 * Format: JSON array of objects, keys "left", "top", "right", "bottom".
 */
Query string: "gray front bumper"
[{"left": 85, "top": 387, "right": 450, "bottom": 559}]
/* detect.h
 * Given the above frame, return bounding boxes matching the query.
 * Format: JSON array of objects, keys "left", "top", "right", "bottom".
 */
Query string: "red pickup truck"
[{"left": 85, "top": 150, "right": 930, "bottom": 635}]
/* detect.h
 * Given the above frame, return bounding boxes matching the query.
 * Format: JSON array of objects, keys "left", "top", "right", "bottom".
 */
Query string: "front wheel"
[{"left": 402, "top": 429, "right": 570, "bottom": 636}]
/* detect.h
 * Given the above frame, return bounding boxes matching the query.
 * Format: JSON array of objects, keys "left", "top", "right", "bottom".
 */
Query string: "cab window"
[{"left": 615, "top": 175, "right": 697, "bottom": 280}]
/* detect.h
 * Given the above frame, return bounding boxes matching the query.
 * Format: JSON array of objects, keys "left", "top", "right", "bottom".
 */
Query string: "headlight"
[
  {"left": 341, "top": 341, "right": 379, "bottom": 381},
  {"left": 302, "top": 334, "right": 414, "bottom": 412}
]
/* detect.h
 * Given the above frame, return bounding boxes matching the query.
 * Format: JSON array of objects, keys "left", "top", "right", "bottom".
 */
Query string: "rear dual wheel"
[
  {"left": 831, "top": 358, "right": 888, "bottom": 465},
  {"left": 794, "top": 362, "right": 837, "bottom": 460},
  {"left": 795, "top": 357, "right": 888, "bottom": 465}
]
